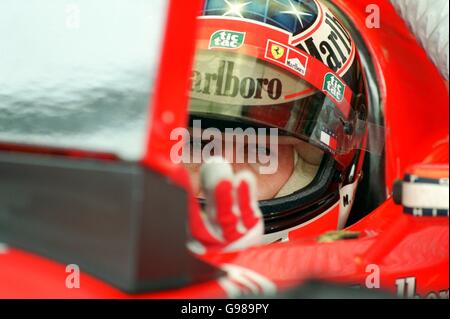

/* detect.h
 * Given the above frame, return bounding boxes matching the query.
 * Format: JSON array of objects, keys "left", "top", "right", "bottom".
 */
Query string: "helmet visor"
[{"left": 189, "top": 49, "right": 366, "bottom": 155}]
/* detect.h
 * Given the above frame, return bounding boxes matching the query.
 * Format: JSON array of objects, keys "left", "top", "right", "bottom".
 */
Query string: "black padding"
[
  {"left": 392, "top": 179, "right": 403, "bottom": 205},
  {"left": 0, "top": 152, "right": 222, "bottom": 293}
]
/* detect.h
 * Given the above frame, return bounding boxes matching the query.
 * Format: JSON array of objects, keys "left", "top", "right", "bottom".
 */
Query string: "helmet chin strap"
[{"left": 274, "top": 148, "right": 320, "bottom": 198}]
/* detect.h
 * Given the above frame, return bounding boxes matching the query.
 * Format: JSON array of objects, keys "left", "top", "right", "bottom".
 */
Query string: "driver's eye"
[
  {"left": 259, "top": 146, "right": 271, "bottom": 156},
  {"left": 193, "top": 140, "right": 201, "bottom": 148},
  {"left": 246, "top": 144, "right": 271, "bottom": 156},
  {"left": 189, "top": 139, "right": 209, "bottom": 148},
  {"left": 189, "top": 139, "right": 223, "bottom": 158}
]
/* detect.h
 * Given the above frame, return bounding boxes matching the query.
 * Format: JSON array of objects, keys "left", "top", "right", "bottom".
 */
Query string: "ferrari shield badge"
[{"left": 271, "top": 44, "right": 285, "bottom": 60}]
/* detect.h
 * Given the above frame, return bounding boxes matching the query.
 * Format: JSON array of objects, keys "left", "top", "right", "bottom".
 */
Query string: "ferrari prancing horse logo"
[{"left": 270, "top": 44, "right": 285, "bottom": 60}]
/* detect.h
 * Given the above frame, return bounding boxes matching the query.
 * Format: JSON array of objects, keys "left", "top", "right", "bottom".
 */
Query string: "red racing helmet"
[{"left": 187, "top": 0, "right": 376, "bottom": 241}]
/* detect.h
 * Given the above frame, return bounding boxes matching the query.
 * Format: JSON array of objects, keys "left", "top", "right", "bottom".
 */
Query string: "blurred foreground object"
[{"left": 391, "top": 0, "right": 449, "bottom": 80}]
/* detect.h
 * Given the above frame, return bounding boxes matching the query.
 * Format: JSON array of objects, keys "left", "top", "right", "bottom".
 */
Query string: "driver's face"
[{"left": 184, "top": 133, "right": 295, "bottom": 200}]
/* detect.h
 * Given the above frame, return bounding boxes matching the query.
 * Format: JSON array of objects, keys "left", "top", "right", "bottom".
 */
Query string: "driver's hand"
[{"left": 188, "top": 156, "right": 264, "bottom": 254}]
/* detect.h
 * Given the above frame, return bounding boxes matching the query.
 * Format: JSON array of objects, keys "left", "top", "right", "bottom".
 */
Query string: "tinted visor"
[{"left": 189, "top": 49, "right": 366, "bottom": 155}]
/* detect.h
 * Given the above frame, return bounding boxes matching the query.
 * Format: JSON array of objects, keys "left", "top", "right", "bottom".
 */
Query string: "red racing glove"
[{"left": 188, "top": 157, "right": 264, "bottom": 254}]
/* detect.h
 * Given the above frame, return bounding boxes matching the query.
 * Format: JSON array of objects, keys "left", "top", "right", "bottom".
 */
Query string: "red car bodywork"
[{"left": 0, "top": 0, "right": 448, "bottom": 298}]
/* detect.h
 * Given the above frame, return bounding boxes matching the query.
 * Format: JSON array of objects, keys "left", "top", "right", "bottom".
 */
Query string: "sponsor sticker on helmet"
[
  {"left": 323, "top": 73, "right": 345, "bottom": 102},
  {"left": 190, "top": 50, "right": 311, "bottom": 106},
  {"left": 191, "top": 60, "right": 282, "bottom": 102},
  {"left": 286, "top": 49, "right": 308, "bottom": 76},
  {"left": 293, "top": 5, "right": 356, "bottom": 76},
  {"left": 265, "top": 40, "right": 308, "bottom": 76},
  {"left": 209, "top": 30, "right": 246, "bottom": 49}
]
